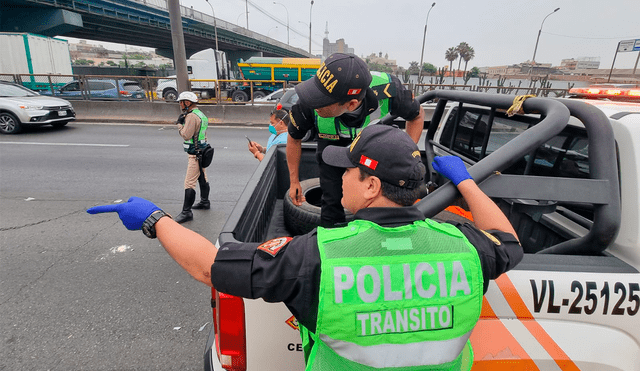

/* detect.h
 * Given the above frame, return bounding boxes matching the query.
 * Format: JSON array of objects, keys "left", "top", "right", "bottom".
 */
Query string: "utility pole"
[
  {"left": 308, "top": 0, "right": 314, "bottom": 55},
  {"left": 168, "top": 0, "right": 188, "bottom": 93},
  {"left": 418, "top": 2, "right": 436, "bottom": 85}
]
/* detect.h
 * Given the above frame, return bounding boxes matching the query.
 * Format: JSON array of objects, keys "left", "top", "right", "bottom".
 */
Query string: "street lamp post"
[
  {"left": 418, "top": 2, "right": 436, "bottom": 85},
  {"left": 530, "top": 7, "right": 560, "bottom": 74},
  {"left": 204, "top": 0, "right": 219, "bottom": 51},
  {"left": 237, "top": 12, "right": 248, "bottom": 27},
  {"left": 268, "top": 26, "right": 279, "bottom": 39},
  {"left": 273, "top": 2, "right": 289, "bottom": 45},
  {"left": 308, "top": 1, "right": 314, "bottom": 55}
]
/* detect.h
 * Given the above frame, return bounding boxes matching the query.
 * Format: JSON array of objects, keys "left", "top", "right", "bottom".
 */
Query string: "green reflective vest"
[
  {"left": 300, "top": 218, "right": 483, "bottom": 370},
  {"left": 315, "top": 71, "right": 394, "bottom": 141},
  {"left": 183, "top": 108, "right": 209, "bottom": 153}
]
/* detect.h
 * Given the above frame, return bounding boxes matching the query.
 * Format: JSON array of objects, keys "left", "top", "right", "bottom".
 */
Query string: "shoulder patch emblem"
[
  {"left": 257, "top": 237, "right": 292, "bottom": 257},
  {"left": 480, "top": 230, "right": 502, "bottom": 246}
]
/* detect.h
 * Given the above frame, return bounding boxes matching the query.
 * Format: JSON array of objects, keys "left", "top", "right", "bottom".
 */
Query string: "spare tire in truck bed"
[{"left": 283, "top": 178, "right": 353, "bottom": 235}]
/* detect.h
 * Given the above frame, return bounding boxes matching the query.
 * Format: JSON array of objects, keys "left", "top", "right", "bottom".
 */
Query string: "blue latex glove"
[
  {"left": 87, "top": 197, "right": 161, "bottom": 230},
  {"left": 432, "top": 156, "right": 473, "bottom": 186}
]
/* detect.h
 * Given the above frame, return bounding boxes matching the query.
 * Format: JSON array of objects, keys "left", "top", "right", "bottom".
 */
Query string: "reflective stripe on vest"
[
  {"left": 183, "top": 108, "right": 209, "bottom": 152},
  {"left": 315, "top": 71, "right": 392, "bottom": 141},
  {"left": 302, "top": 219, "right": 483, "bottom": 370}
]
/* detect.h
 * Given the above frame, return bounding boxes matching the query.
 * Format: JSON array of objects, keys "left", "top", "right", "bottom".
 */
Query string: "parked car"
[
  {"left": 41, "top": 79, "right": 145, "bottom": 100},
  {"left": 253, "top": 88, "right": 286, "bottom": 103},
  {"left": 274, "top": 88, "right": 299, "bottom": 111},
  {"left": 0, "top": 81, "right": 75, "bottom": 134}
]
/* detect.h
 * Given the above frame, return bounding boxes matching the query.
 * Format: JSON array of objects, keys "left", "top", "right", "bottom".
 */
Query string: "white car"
[
  {"left": 0, "top": 81, "right": 75, "bottom": 134},
  {"left": 253, "top": 88, "right": 285, "bottom": 103}
]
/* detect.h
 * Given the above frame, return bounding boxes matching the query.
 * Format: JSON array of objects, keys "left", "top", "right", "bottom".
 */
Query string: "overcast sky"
[{"left": 68, "top": 0, "right": 640, "bottom": 70}]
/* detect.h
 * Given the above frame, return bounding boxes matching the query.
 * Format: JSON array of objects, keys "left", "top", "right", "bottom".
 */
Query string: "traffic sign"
[{"left": 618, "top": 39, "right": 640, "bottom": 52}]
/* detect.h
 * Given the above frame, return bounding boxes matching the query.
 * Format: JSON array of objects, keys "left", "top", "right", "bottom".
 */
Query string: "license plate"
[{"left": 58, "top": 110, "right": 67, "bottom": 116}]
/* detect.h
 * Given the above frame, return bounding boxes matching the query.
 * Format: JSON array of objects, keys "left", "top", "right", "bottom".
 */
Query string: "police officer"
[
  {"left": 287, "top": 53, "right": 425, "bottom": 227},
  {"left": 87, "top": 125, "right": 522, "bottom": 370},
  {"left": 175, "top": 91, "right": 210, "bottom": 223}
]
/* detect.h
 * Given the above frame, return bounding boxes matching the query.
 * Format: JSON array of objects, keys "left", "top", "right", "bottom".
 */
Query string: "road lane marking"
[{"left": 0, "top": 141, "right": 129, "bottom": 147}]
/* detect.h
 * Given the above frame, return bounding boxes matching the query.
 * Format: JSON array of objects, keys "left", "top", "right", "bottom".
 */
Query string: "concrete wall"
[{"left": 72, "top": 101, "right": 274, "bottom": 126}]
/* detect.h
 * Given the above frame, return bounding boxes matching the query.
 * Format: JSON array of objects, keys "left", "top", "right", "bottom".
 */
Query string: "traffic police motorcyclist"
[
  {"left": 287, "top": 53, "right": 425, "bottom": 227},
  {"left": 87, "top": 124, "right": 522, "bottom": 370},
  {"left": 175, "top": 91, "right": 210, "bottom": 223}
]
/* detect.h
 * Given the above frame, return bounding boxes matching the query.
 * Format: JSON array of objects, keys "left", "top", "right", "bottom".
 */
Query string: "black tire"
[
  {"left": 51, "top": 121, "right": 69, "bottom": 128},
  {"left": 0, "top": 112, "right": 22, "bottom": 134},
  {"left": 283, "top": 178, "right": 353, "bottom": 235},
  {"left": 253, "top": 91, "right": 267, "bottom": 99},
  {"left": 232, "top": 90, "right": 249, "bottom": 102},
  {"left": 164, "top": 89, "right": 178, "bottom": 101}
]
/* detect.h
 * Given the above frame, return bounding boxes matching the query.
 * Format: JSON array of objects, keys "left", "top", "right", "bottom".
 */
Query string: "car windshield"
[{"left": 0, "top": 83, "right": 40, "bottom": 97}]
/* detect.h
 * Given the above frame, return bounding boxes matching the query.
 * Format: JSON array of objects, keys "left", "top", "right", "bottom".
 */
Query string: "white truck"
[
  {"left": 206, "top": 91, "right": 640, "bottom": 370},
  {"left": 155, "top": 48, "right": 228, "bottom": 101},
  {"left": 0, "top": 32, "right": 73, "bottom": 91}
]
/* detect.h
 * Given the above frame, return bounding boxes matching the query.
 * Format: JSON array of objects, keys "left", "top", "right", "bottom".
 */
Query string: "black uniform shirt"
[
  {"left": 288, "top": 73, "right": 421, "bottom": 148},
  {"left": 211, "top": 205, "right": 522, "bottom": 332}
]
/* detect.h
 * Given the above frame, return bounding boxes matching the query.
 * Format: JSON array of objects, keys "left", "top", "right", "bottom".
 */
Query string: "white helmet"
[{"left": 177, "top": 91, "right": 198, "bottom": 103}]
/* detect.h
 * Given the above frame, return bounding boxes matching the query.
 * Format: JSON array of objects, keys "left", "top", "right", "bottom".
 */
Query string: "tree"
[
  {"left": 445, "top": 47, "right": 458, "bottom": 73},
  {"left": 455, "top": 42, "right": 471, "bottom": 71},
  {"left": 469, "top": 66, "right": 480, "bottom": 78},
  {"left": 407, "top": 61, "right": 420, "bottom": 75},
  {"left": 106, "top": 60, "right": 117, "bottom": 66},
  {"left": 421, "top": 63, "right": 437, "bottom": 75},
  {"left": 73, "top": 59, "right": 94, "bottom": 66},
  {"left": 461, "top": 46, "right": 475, "bottom": 75},
  {"left": 367, "top": 62, "right": 393, "bottom": 74}
]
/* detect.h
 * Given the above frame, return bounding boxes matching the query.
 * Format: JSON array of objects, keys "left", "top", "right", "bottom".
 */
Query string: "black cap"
[
  {"left": 322, "top": 125, "right": 425, "bottom": 189},
  {"left": 295, "top": 53, "right": 372, "bottom": 109}
]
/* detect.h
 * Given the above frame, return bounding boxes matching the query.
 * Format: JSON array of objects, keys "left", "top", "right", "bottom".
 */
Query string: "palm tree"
[
  {"left": 456, "top": 42, "right": 470, "bottom": 71},
  {"left": 445, "top": 47, "right": 458, "bottom": 74},
  {"left": 461, "top": 46, "right": 475, "bottom": 75}
]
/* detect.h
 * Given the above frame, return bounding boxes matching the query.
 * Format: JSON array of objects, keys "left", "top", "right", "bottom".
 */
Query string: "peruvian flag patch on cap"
[
  {"left": 347, "top": 88, "right": 361, "bottom": 95},
  {"left": 359, "top": 155, "right": 378, "bottom": 170}
]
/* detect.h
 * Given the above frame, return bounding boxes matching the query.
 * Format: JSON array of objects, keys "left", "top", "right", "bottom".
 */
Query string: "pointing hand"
[
  {"left": 87, "top": 197, "right": 161, "bottom": 230},
  {"left": 432, "top": 156, "right": 473, "bottom": 186}
]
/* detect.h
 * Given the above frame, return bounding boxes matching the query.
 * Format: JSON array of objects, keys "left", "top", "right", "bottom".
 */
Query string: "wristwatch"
[{"left": 142, "top": 210, "right": 171, "bottom": 239}]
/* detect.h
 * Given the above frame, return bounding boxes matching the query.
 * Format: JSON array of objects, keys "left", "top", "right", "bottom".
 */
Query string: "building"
[
  {"left": 322, "top": 22, "right": 354, "bottom": 58},
  {"left": 68, "top": 39, "right": 173, "bottom": 68},
  {"left": 365, "top": 52, "right": 398, "bottom": 73},
  {"left": 560, "top": 57, "right": 600, "bottom": 70}
]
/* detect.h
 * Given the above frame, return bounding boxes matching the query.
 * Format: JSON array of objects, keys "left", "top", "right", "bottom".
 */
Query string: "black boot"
[
  {"left": 192, "top": 182, "right": 210, "bottom": 209},
  {"left": 175, "top": 188, "right": 196, "bottom": 223}
]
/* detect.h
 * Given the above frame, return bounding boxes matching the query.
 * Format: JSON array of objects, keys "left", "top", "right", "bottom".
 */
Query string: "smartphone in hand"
[{"left": 245, "top": 135, "right": 252, "bottom": 143}]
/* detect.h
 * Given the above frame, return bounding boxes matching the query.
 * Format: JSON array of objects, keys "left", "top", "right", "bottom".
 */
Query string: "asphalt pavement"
[{"left": 0, "top": 122, "right": 273, "bottom": 370}]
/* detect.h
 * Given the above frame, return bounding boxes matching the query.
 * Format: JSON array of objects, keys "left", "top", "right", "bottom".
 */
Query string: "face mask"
[{"left": 268, "top": 124, "right": 277, "bottom": 135}]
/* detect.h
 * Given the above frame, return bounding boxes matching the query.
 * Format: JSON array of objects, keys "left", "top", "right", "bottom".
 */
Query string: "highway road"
[{"left": 0, "top": 122, "right": 273, "bottom": 370}]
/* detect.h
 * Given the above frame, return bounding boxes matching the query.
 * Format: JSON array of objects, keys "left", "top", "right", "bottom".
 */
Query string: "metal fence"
[
  {"left": 411, "top": 82, "right": 572, "bottom": 98},
  {"left": 3, "top": 73, "right": 573, "bottom": 102},
  {"left": 1, "top": 73, "right": 173, "bottom": 101}
]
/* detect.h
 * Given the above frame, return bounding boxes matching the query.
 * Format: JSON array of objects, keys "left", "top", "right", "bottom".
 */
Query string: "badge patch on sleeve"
[
  {"left": 257, "top": 237, "right": 292, "bottom": 257},
  {"left": 480, "top": 230, "right": 502, "bottom": 246}
]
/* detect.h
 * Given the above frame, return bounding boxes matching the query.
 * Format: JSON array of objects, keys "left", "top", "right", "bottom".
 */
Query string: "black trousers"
[{"left": 316, "top": 143, "right": 347, "bottom": 227}]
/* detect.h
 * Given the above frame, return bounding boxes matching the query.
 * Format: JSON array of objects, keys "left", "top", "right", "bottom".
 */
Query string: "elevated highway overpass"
[{"left": 1, "top": 0, "right": 311, "bottom": 67}]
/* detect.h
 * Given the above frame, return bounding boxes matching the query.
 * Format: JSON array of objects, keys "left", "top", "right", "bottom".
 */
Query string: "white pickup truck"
[{"left": 205, "top": 91, "right": 640, "bottom": 370}]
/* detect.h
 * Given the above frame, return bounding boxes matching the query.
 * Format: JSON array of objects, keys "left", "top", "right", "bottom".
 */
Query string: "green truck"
[{"left": 231, "top": 57, "right": 321, "bottom": 102}]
